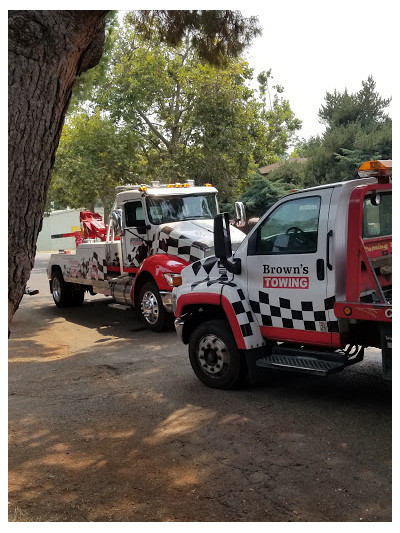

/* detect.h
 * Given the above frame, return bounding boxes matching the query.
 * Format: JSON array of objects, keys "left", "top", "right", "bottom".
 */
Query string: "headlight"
[{"left": 163, "top": 273, "right": 182, "bottom": 287}]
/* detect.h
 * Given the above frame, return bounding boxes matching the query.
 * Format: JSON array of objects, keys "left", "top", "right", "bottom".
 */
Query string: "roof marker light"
[
  {"left": 358, "top": 160, "right": 392, "bottom": 181},
  {"left": 205, "top": 183, "right": 212, "bottom": 187}
]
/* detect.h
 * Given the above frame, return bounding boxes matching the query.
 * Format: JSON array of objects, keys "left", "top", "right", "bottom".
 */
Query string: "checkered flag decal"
[
  {"left": 152, "top": 225, "right": 213, "bottom": 263},
  {"left": 249, "top": 292, "right": 338, "bottom": 333},
  {"left": 90, "top": 251, "right": 107, "bottom": 281},
  {"left": 182, "top": 257, "right": 266, "bottom": 349},
  {"left": 188, "top": 257, "right": 237, "bottom": 292}
]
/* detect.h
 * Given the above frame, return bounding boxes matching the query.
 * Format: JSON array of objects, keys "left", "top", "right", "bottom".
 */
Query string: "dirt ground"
[{"left": 8, "top": 254, "right": 392, "bottom": 522}]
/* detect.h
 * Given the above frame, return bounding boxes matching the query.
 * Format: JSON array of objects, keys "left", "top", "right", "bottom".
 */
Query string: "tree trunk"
[{"left": 8, "top": 10, "right": 108, "bottom": 327}]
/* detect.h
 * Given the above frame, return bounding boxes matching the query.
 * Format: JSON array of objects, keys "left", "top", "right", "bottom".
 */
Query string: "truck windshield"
[
  {"left": 146, "top": 194, "right": 218, "bottom": 224},
  {"left": 362, "top": 192, "right": 392, "bottom": 238}
]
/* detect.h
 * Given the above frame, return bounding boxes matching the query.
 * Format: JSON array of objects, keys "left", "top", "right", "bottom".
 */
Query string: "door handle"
[
  {"left": 316, "top": 258, "right": 325, "bottom": 280},
  {"left": 326, "top": 230, "right": 333, "bottom": 271}
]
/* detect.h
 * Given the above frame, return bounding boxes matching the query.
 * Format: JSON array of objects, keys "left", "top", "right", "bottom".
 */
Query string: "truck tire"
[
  {"left": 70, "top": 288, "right": 85, "bottom": 306},
  {"left": 51, "top": 270, "right": 85, "bottom": 307},
  {"left": 51, "top": 270, "right": 72, "bottom": 307},
  {"left": 188, "top": 319, "right": 246, "bottom": 389},
  {"left": 139, "top": 281, "right": 168, "bottom": 332}
]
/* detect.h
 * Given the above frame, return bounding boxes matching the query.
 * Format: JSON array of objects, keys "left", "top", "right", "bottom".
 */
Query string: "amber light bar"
[{"left": 358, "top": 160, "right": 392, "bottom": 179}]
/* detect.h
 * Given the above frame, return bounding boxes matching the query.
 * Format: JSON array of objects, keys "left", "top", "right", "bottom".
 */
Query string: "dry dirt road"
[{"left": 8, "top": 254, "right": 392, "bottom": 522}]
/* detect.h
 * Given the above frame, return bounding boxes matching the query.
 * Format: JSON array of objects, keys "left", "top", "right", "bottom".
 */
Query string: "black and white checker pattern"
[
  {"left": 152, "top": 225, "right": 213, "bottom": 263},
  {"left": 224, "top": 285, "right": 266, "bottom": 349},
  {"left": 249, "top": 292, "right": 338, "bottom": 333},
  {"left": 126, "top": 243, "right": 149, "bottom": 268},
  {"left": 89, "top": 251, "right": 107, "bottom": 281},
  {"left": 189, "top": 257, "right": 234, "bottom": 291},
  {"left": 179, "top": 257, "right": 266, "bottom": 349}
]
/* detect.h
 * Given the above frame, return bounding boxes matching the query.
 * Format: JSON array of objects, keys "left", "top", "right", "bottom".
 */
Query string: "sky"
[{"left": 241, "top": 1, "right": 394, "bottom": 140}]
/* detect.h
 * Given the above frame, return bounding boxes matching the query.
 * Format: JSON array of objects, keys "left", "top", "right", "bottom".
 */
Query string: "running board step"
[{"left": 256, "top": 348, "right": 347, "bottom": 376}]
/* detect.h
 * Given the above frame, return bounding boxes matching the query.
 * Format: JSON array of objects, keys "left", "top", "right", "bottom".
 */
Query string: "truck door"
[
  {"left": 246, "top": 189, "right": 336, "bottom": 346},
  {"left": 122, "top": 200, "right": 150, "bottom": 270}
]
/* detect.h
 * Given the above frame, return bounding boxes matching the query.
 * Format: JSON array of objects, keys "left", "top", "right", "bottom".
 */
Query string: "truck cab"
[{"left": 173, "top": 160, "right": 392, "bottom": 388}]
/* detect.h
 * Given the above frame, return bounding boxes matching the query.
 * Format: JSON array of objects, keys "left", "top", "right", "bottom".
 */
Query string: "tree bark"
[{"left": 8, "top": 10, "right": 108, "bottom": 327}]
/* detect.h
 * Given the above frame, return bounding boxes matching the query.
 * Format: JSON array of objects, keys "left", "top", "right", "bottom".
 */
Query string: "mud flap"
[
  {"left": 380, "top": 323, "right": 392, "bottom": 380},
  {"left": 245, "top": 346, "right": 272, "bottom": 386}
]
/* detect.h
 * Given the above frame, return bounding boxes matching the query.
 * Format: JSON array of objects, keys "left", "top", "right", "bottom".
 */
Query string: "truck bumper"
[
  {"left": 160, "top": 291, "right": 173, "bottom": 313},
  {"left": 174, "top": 317, "right": 185, "bottom": 343}
]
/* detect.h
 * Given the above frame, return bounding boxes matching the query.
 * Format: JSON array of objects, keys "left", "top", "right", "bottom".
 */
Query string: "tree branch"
[{"left": 136, "top": 107, "right": 171, "bottom": 150}]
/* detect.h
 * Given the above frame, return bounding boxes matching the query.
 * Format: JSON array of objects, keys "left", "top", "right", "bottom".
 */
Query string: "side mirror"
[
  {"left": 111, "top": 209, "right": 123, "bottom": 237},
  {"left": 371, "top": 190, "right": 381, "bottom": 206},
  {"left": 234, "top": 201, "right": 246, "bottom": 228},
  {"left": 214, "top": 213, "right": 232, "bottom": 259},
  {"left": 214, "top": 213, "right": 241, "bottom": 274}
]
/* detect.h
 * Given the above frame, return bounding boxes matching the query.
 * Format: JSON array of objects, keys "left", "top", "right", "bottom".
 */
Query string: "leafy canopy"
[{"left": 49, "top": 12, "right": 301, "bottom": 211}]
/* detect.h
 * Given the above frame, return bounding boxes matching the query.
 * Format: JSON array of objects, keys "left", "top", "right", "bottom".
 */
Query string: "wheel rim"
[
  {"left": 196, "top": 334, "right": 230, "bottom": 377},
  {"left": 141, "top": 290, "right": 159, "bottom": 325},
  {"left": 52, "top": 277, "right": 61, "bottom": 303}
]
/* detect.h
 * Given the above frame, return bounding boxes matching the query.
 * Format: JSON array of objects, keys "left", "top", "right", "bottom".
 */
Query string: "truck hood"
[{"left": 150, "top": 219, "right": 245, "bottom": 263}]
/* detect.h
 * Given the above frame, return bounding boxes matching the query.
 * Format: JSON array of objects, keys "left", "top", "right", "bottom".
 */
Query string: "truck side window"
[
  {"left": 254, "top": 196, "right": 321, "bottom": 255},
  {"left": 362, "top": 192, "right": 392, "bottom": 238},
  {"left": 125, "top": 201, "right": 145, "bottom": 227}
]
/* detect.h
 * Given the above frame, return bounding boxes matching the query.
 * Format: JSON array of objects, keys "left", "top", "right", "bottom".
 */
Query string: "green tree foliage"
[
  {"left": 255, "top": 69, "right": 302, "bottom": 164},
  {"left": 319, "top": 76, "right": 391, "bottom": 128},
  {"left": 233, "top": 172, "right": 291, "bottom": 218},
  {"left": 297, "top": 76, "right": 392, "bottom": 185},
  {"left": 48, "top": 110, "right": 140, "bottom": 221},
  {"left": 50, "top": 13, "right": 300, "bottom": 207},
  {"left": 68, "top": 12, "right": 119, "bottom": 113},
  {"left": 126, "top": 10, "right": 261, "bottom": 67},
  {"left": 236, "top": 161, "right": 306, "bottom": 218}
]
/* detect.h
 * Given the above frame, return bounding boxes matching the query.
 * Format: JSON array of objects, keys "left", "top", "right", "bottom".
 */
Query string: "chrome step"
[{"left": 256, "top": 349, "right": 347, "bottom": 376}]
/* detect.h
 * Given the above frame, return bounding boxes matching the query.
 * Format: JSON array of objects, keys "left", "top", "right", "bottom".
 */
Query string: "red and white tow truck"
[
  {"left": 173, "top": 160, "right": 392, "bottom": 388},
  {"left": 47, "top": 181, "right": 246, "bottom": 330}
]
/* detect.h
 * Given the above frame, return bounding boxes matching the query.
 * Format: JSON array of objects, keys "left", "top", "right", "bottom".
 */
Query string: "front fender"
[{"left": 135, "top": 253, "right": 190, "bottom": 292}]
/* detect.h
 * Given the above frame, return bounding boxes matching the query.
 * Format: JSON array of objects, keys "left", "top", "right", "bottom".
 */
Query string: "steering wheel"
[{"left": 286, "top": 226, "right": 304, "bottom": 235}]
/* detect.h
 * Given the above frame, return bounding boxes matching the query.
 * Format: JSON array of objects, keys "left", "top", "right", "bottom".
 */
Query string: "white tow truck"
[
  {"left": 47, "top": 181, "right": 246, "bottom": 330},
  {"left": 173, "top": 160, "right": 392, "bottom": 388}
]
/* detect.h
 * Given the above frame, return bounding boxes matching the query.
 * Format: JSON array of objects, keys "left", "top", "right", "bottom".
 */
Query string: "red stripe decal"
[
  {"left": 175, "top": 292, "right": 220, "bottom": 318},
  {"left": 106, "top": 265, "right": 138, "bottom": 274},
  {"left": 260, "top": 326, "right": 342, "bottom": 348},
  {"left": 221, "top": 295, "right": 246, "bottom": 350},
  {"left": 174, "top": 292, "right": 246, "bottom": 350}
]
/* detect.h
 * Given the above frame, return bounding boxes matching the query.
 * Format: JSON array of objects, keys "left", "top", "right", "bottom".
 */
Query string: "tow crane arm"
[{"left": 51, "top": 211, "right": 108, "bottom": 246}]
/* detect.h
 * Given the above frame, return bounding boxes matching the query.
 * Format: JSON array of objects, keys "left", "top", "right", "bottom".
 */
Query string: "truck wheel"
[
  {"left": 51, "top": 270, "right": 72, "bottom": 307},
  {"left": 70, "top": 288, "right": 85, "bottom": 306},
  {"left": 188, "top": 319, "right": 246, "bottom": 389},
  {"left": 139, "top": 282, "right": 168, "bottom": 332}
]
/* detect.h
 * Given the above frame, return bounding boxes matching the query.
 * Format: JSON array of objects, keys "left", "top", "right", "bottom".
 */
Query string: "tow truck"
[
  {"left": 173, "top": 160, "right": 392, "bottom": 388},
  {"left": 46, "top": 181, "right": 246, "bottom": 331}
]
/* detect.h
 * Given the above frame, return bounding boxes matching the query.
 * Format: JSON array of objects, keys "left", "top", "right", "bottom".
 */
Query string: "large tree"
[
  {"left": 8, "top": 10, "right": 261, "bottom": 327},
  {"left": 101, "top": 25, "right": 262, "bottom": 200},
  {"left": 8, "top": 10, "right": 108, "bottom": 326}
]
